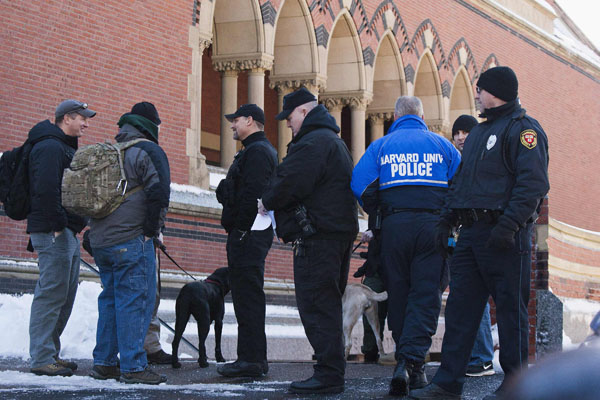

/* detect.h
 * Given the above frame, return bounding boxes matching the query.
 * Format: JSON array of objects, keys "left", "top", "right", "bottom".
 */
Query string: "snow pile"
[
  {"left": 0, "top": 281, "right": 303, "bottom": 361},
  {"left": 170, "top": 182, "right": 221, "bottom": 210}
]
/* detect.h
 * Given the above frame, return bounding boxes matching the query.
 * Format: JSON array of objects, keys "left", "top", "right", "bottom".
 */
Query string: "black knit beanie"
[
  {"left": 476, "top": 66, "right": 518, "bottom": 102},
  {"left": 452, "top": 115, "right": 478, "bottom": 137},
  {"left": 131, "top": 102, "right": 161, "bottom": 126}
]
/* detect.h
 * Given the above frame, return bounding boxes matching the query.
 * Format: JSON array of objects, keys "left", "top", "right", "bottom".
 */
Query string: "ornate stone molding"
[
  {"left": 368, "top": 112, "right": 394, "bottom": 123},
  {"left": 269, "top": 75, "right": 326, "bottom": 93},
  {"left": 199, "top": 38, "right": 212, "bottom": 53},
  {"left": 321, "top": 92, "right": 373, "bottom": 112},
  {"left": 212, "top": 54, "right": 274, "bottom": 72}
]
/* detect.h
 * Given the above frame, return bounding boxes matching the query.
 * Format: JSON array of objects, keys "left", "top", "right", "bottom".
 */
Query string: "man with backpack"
[
  {"left": 27, "top": 99, "right": 95, "bottom": 376},
  {"left": 87, "top": 102, "right": 170, "bottom": 384}
]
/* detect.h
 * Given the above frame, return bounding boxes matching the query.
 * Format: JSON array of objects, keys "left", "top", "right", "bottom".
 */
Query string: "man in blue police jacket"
[
  {"left": 410, "top": 67, "right": 549, "bottom": 400},
  {"left": 351, "top": 96, "right": 461, "bottom": 397}
]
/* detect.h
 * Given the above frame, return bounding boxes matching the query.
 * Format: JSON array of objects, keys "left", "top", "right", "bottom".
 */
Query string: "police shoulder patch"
[{"left": 520, "top": 129, "right": 537, "bottom": 149}]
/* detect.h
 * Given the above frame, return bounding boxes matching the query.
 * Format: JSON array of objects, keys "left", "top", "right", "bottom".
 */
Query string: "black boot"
[
  {"left": 409, "top": 383, "right": 462, "bottom": 399},
  {"left": 389, "top": 357, "right": 412, "bottom": 396},
  {"left": 288, "top": 377, "right": 344, "bottom": 394},
  {"left": 217, "top": 360, "right": 264, "bottom": 377},
  {"left": 410, "top": 361, "right": 428, "bottom": 389}
]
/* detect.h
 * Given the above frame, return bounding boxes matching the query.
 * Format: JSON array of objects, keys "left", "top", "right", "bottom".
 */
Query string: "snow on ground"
[
  {"left": 0, "top": 281, "right": 302, "bottom": 361},
  {"left": 0, "top": 370, "right": 286, "bottom": 395}
]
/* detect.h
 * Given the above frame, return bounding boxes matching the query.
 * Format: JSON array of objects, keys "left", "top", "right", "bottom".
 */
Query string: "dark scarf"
[{"left": 117, "top": 113, "right": 159, "bottom": 143}]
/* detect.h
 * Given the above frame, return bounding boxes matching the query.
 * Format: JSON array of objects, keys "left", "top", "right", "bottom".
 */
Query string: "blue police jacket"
[{"left": 351, "top": 114, "right": 461, "bottom": 210}]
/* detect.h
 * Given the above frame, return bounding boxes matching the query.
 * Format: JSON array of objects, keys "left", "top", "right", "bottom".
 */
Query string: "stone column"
[
  {"left": 350, "top": 99, "right": 367, "bottom": 165},
  {"left": 368, "top": 114, "right": 385, "bottom": 142},
  {"left": 219, "top": 69, "right": 238, "bottom": 168},
  {"left": 186, "top": 31, "right": 211, "bottom": 189},
  {"left": 247, "top": 67, "right": 266, "bottom": 109},
  {"left": 322, "top": 97, "right": 345, "bottom": 130},
  {"left": 275, "top": 85, "right": 293, "bottom": 160}
]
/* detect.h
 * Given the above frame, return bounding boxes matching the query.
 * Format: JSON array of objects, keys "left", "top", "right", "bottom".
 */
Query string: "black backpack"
[{"left": 0, "top": 136, "right": 53, "bottom": 220}]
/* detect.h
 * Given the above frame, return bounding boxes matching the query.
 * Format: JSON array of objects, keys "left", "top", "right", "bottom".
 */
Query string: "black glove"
[
  {"left": 353, "top": 263, "right": 368, "bottom": 278},
  {"left": 82, "top": 230, "right": 93, "bottom": 257},
  {"left": 486, "top": 216, "right": 519, "bottom": 249},
  {"left": 434, "top": 219, "right": 453, "bottom": 259}
]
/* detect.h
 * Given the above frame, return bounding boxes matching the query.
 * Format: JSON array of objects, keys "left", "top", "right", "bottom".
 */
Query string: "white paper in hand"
[{"left": 251, "top": 213, "right": 272, "bottom": 231}]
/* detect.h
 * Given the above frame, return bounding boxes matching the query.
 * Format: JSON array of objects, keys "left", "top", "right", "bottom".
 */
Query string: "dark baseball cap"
[
  {"left": 225, "top": 104, "right": 265, "bottom": 125},
  {"left": 55, "top": 99, "right": 96, "bottom": 119},
  {"left": 275, "top": 87, "right": 317, "bottom": 120}
]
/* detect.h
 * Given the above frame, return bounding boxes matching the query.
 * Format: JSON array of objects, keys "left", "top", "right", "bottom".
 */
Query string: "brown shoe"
[
  {"left": 147, "top": 349, "right": 171, "bottom": 365},
  {"left": 90, "top": 365, "right": 120, "bottom": 380},
  {"left": 55, "top": 358, "right": 78, "bottom": 371},
  {"left": 31, "top": 363, "right": 73, "bottom": 377},
  {"left": 120, "top": 367, "right": 167, "bottom": 385}
]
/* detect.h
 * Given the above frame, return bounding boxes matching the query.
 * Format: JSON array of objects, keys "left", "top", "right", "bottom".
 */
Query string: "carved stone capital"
[
  {"left": 212, "top": 53, "right": 274, "bottom": 72},
  {"left": 321, "top": 92, "right": 372, "bottom": 112},
  {"left": 368, "top": 112, "right": 393, "bottom": 124},
  {"left": 199, "top": 38, "right": 212, "bottom": 53},
  {"left": 269, "top": 75, "right": 326, "bottom": 94}
]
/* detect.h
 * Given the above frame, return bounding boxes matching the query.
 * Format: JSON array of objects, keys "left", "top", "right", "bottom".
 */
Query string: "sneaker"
[
  {"left": 147, "top": 349, "right": 172, "bottom": 365},
  {"left": 30, "top": 363, "right": 73, "bottom": 377},
  {"left": 89, "top": 365, "right": 120, "bottom": 380},
  {"left": 120, "top": 368, "right": 167, "bottom": 385},
  {"left": 55, "top": 357, "right": 78, "bottom": 371},
  {"left": 466, "top": 361, "right": 495, "bottom": 377}
]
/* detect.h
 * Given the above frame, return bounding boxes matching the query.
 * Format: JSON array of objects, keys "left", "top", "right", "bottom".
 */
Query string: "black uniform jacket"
[
  {"left": 218, "top": 131, "right": 278, "bottom": 233},
  {"left": 26, "top": 120, "right": 87, "bottom": 234},
  {"left": 444, "top": 100, "right": 549, "bottom": 227},
  {"left": 262, "top": 104, "right": 358, "bottom": 243}
]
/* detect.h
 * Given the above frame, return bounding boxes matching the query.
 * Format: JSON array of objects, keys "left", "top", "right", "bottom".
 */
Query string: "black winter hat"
[
  {"left": 452, "top": 115, "right": 478, "bottom": 137},
  {"left": 476, "top": 66, "right": 518, "bottom": 102},
  {"left": 275, "top": 87, "right": 317, "bottom": 120},
  {"left": 131, "top": 102, "right": 161, "bottom": 125}
]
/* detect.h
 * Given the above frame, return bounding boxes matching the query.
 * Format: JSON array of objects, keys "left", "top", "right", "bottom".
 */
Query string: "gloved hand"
[
  {"left": 434, "top": 218, "right": 453, "bottom": 259},
  {"left": 353, "top": 263, "right": 368, "bottom": 278},
  {"left": 82, "top": 229, "right": 93, "bottom": 257},
  {"left": 486, "top": 216, "right": 519, "bottom": 249}
]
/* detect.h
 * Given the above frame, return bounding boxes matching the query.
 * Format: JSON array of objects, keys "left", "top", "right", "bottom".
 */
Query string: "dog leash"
[
  {"left": 352, "top": 241, "right": 363, "bottom": 254},
  {"left": 153, "top": 239, "right": 198, "bottom": 281},
  {"left": 78, "top": 257, "right": 200, "bottom": 354}
]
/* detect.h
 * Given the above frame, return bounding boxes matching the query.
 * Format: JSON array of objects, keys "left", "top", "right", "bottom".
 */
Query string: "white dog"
[{"left": 342, "top": 282, "right": 388, "bottom": 359}]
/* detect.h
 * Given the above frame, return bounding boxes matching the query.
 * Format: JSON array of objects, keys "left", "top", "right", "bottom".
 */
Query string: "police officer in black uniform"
[
  {"left": 258, "top": 87, "right": 358, "bottom": 394},
  {"left": 411, "top": 66, "right": 549, "bottom": 400},
  {"left": 215, "top": 104, "right": 277, "bottom": 377},
  {"left": 352, "top": 96, "right": 461, "bottom": 397}
]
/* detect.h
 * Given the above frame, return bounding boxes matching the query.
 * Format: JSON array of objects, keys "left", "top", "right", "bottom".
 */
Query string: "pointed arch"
[
  {"left": 480, "top": 54, "right": 500, "bottom": 77},
  {"left": 323, "top": 9, "right": 367, "bottom": 93},
  {"left": 413, "top": 49, "right": 444, "bottom": 125},
  {"left": 212, "top": 0, "right": 265, "bottom": 57},
  {"left": 370, "top": 30, "right": 406, "bottom": 113},
  {"left": 449, "top": 66, "right": 477, "bottom": 125},
  {"left": 447, "top": 38, "right": 478, "bottom": 82},
  {"left": 409, "top": 19, "right": 446, "bottom": 70},
  {"left": 271, "top": 0, "right": 320, "bottom": 76}
]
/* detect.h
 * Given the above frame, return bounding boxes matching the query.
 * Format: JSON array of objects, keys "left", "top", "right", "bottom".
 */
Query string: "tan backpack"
[{"left": 61, "top": 139, "right": 148, "bottom": 218}]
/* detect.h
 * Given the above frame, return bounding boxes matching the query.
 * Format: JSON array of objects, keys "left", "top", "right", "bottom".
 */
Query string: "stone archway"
[
  {"left": 368, "top": 31, "right": 406, "bottom": 142},
  {"left": 321, "top": 10, "right": 371, "bottom": 164},
  {"left": 449, "top": 66, "right": 477, "bottom": 127},
  {"left": 413, "top": 49, "right": 445, "bottom": 134}
]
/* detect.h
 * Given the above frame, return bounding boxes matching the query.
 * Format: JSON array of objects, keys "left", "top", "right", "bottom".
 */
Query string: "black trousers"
[
  {"left": 294, "top": 238, "right": 352, "bottom": 386},
  {"left": 226, "top": 228, "right": 273, "bottom": 363},
  {"left": 433, "top": 220, "right": 532, "bottom": 394},
  {"left": 380, "top": 212, "right": 447, "bottom": 363}
]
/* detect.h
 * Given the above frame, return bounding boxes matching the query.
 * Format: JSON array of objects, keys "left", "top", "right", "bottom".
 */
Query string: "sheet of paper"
[{"left": 251, "top": 213, "right": 272, "bottom": 231}]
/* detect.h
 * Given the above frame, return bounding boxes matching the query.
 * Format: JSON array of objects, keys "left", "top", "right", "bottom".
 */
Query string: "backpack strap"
[{"left": 111, "top": 138, "right": 150, "bottom": 197}]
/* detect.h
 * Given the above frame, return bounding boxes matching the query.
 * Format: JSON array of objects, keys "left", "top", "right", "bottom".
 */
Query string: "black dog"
[{"left": 171, "top": 267, "right": 230, "bottom": 368}]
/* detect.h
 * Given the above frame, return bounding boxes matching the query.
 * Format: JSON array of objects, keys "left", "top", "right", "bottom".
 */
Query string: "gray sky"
[{"left": 555, "top": 0, "right": 600, "bottom": 49}]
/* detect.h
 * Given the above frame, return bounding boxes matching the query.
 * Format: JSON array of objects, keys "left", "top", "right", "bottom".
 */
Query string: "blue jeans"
[
  {"left": 469, "top": 302, "right": 494, "bottom": 365},
  {"left": 29, "top": 228, "right": 80, "bottom": 368},
  {"left": 92, "top": 236, "right": 156, "bottom": 373}
]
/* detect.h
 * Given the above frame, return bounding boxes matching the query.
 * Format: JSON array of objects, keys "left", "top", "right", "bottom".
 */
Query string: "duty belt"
[
  {"left": 383, "top": 207, "right": 440, "bottom": 219},
  {"left": 455, "top": 209, "right": 502, "bottom": 226}
]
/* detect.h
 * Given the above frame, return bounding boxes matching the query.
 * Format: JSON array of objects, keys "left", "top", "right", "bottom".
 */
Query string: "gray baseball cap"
[{"left": 55, "top": 99, "right": 97, "bottom": 119}]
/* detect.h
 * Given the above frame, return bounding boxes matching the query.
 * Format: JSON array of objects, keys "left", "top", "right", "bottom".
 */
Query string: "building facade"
[{"left": 1, "top": 0, "right": 600, "bottom": 354}]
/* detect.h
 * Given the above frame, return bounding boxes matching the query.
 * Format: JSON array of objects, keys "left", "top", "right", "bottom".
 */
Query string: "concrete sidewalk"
[{"left": 0, "top": 356, "right": 503, "bottom": 399}]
